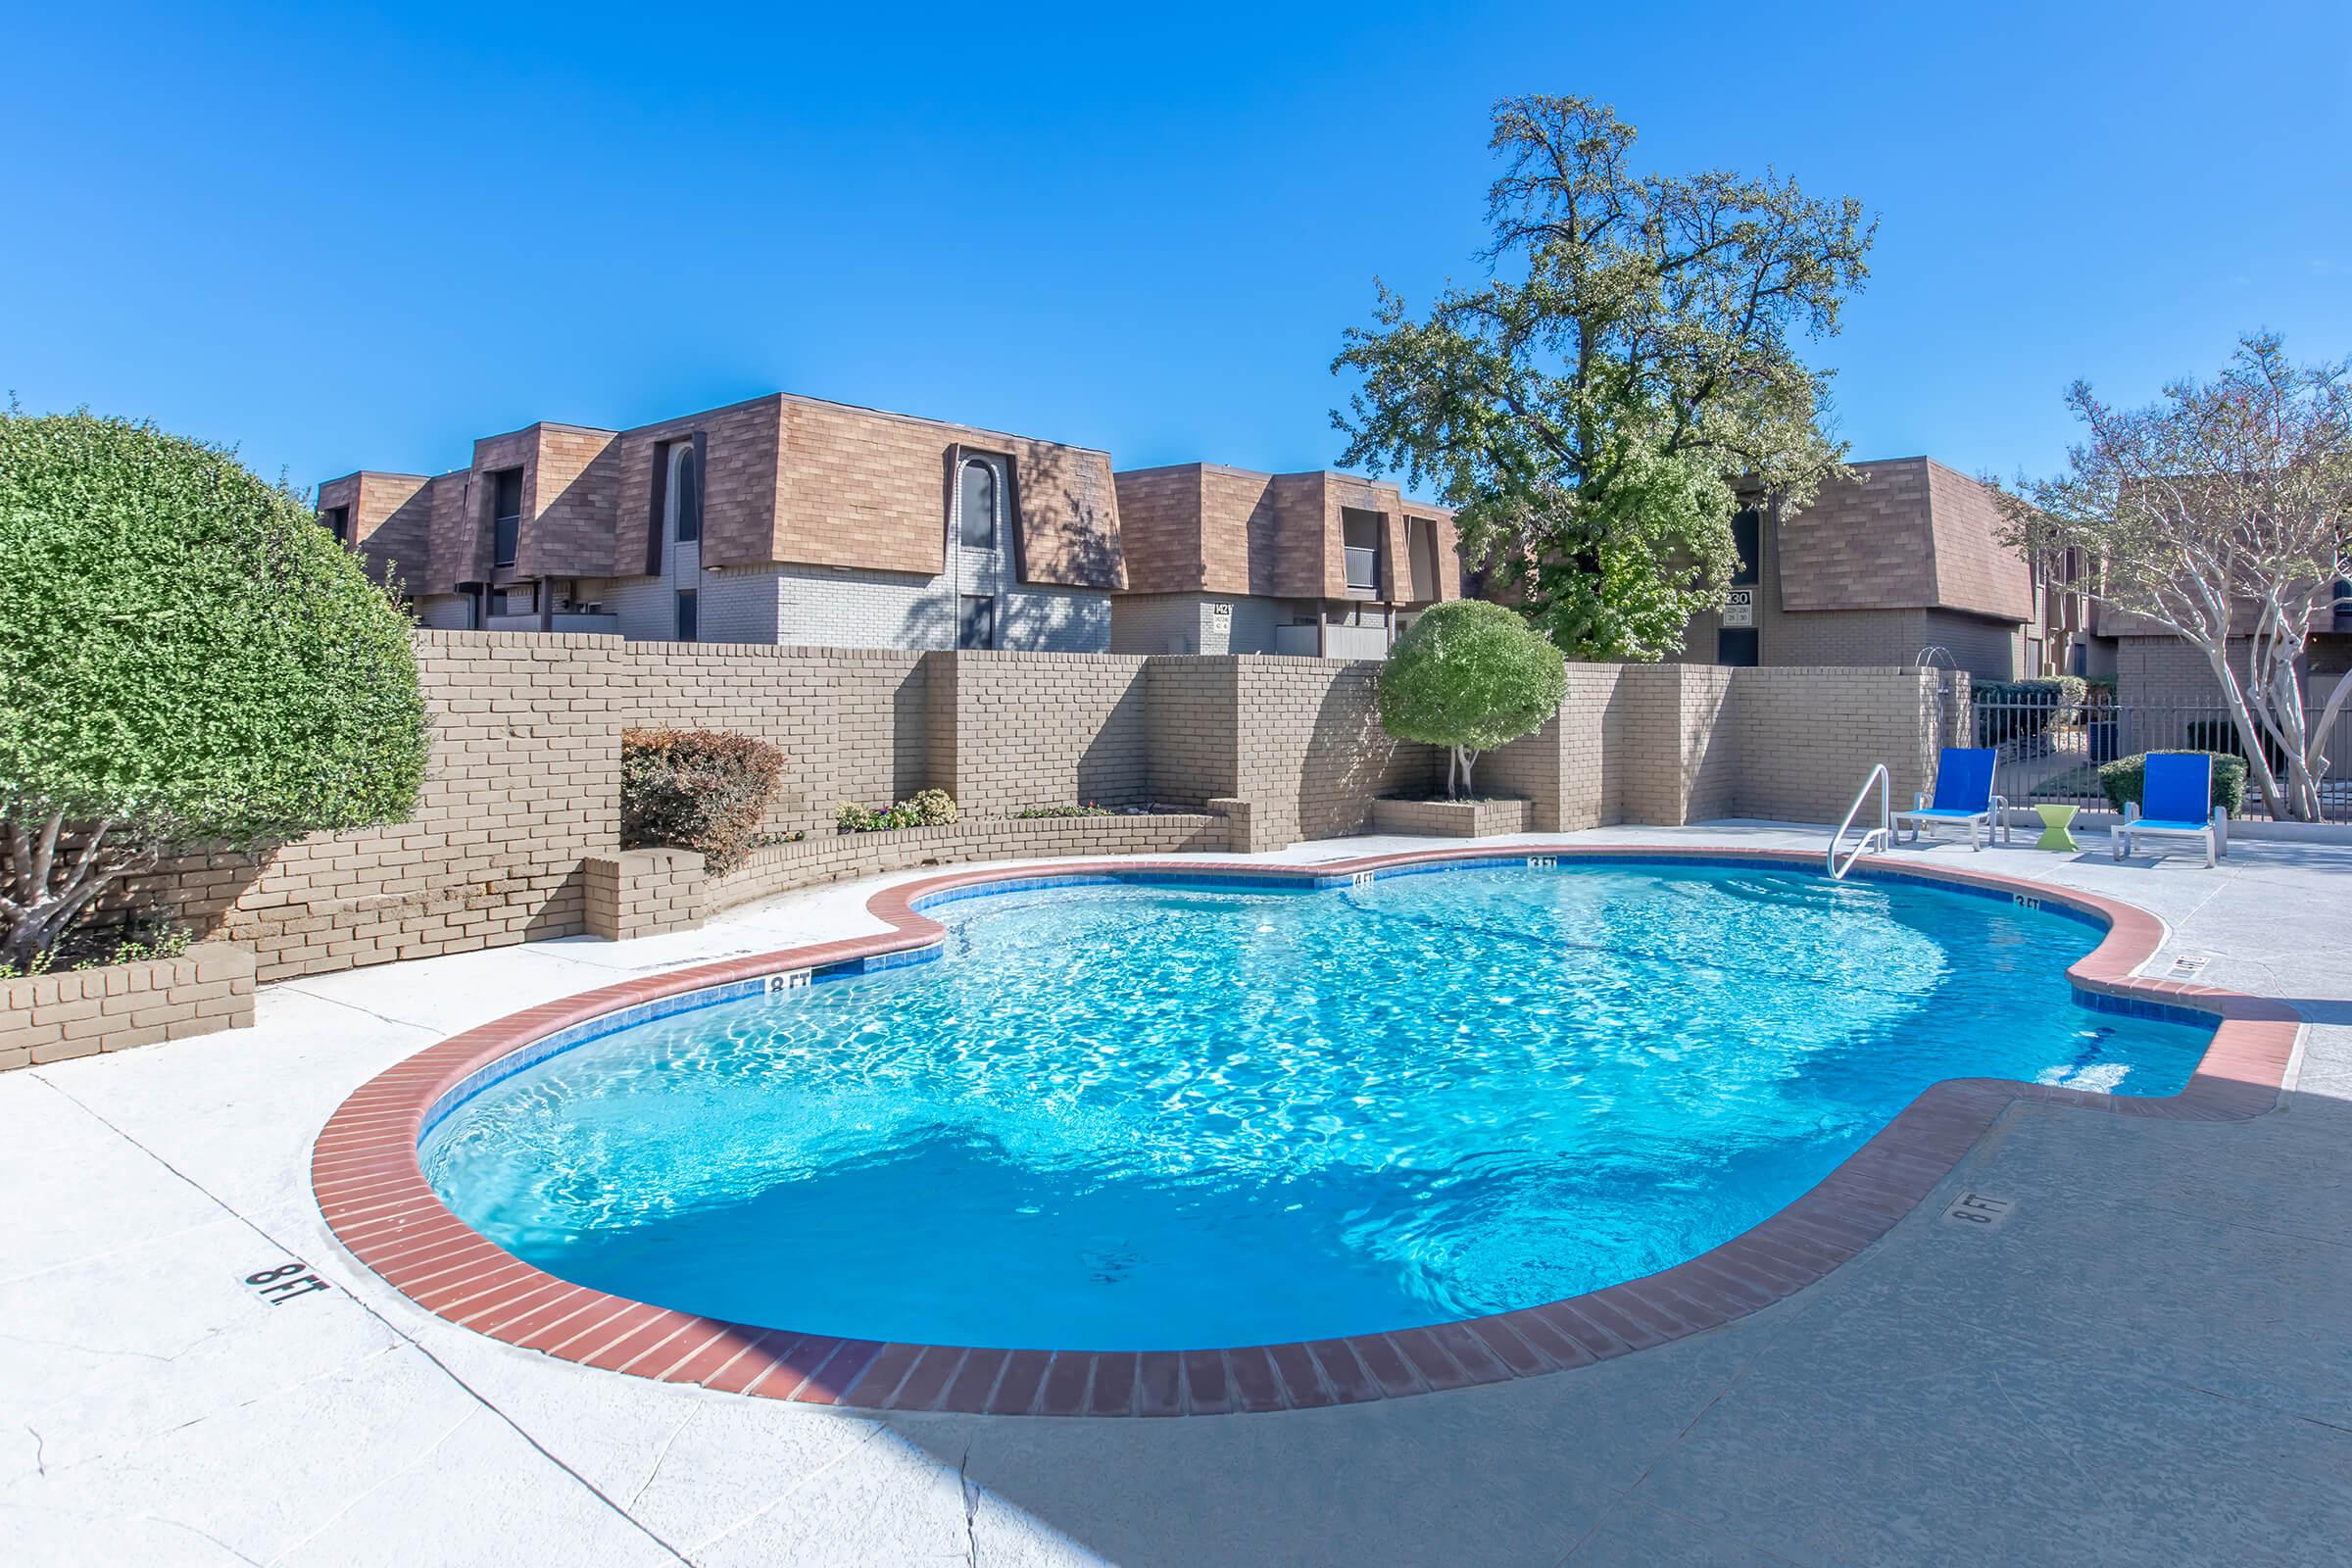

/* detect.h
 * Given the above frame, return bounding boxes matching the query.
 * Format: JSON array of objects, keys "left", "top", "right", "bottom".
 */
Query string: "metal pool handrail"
[{"left": 1830, "top": 763, "right": 1891, "bottom": 880}]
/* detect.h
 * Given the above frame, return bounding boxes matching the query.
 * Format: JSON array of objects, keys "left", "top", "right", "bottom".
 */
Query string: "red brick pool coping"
[{"left": 311, "top": 846, "right": 2300, "bottom": 1418}]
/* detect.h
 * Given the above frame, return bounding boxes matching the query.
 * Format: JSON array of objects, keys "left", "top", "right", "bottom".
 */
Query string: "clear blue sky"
[{"left": 6, "top": 1, "right": 2347, "bottom": 498}]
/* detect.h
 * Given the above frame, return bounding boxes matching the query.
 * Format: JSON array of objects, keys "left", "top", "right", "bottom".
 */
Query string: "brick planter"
[
  {"left": 584, "top": 848, "right": 706, "bottom": 941},
  {"left": 700, "top": 814, "right": 1229, "bottom": 915},
  {"left": 1369, "top": 797, "right": 1534, "bottom": 838},
  {"left": 1, "top": 942, "right": 256, "bottom": 1071}
]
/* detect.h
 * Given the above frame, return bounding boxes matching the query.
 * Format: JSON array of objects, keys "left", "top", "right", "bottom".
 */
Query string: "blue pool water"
[{"left": 420, "top": 863, "right": 2213, "bottom": 1349}]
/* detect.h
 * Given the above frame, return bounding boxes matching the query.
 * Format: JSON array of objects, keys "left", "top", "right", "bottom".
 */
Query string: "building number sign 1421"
[{"left": 1722, "top": 589, "right": 1755, "bottom": 628}]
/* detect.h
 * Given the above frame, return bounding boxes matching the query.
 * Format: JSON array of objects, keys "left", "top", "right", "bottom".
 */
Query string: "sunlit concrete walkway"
[{"left": 4, "top": 823, "right": 2348, "bottom": 1566}]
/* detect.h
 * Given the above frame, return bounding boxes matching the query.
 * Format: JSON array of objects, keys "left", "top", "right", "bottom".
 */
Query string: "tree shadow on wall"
[
  {"left": 1299, "top": 665, "right": 1443, "bottom": 838},
  {"left": 894, "top": 459, "right": 1124, "bottom": 655}
]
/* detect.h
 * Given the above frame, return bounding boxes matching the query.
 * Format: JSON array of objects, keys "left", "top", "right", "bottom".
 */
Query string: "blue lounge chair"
[
  {"left": 1892, "top": 747, "right": 2009, "bottom": 851},
  {"left": 2114, "top": 753, "right": 2227, "bottom": 866}
]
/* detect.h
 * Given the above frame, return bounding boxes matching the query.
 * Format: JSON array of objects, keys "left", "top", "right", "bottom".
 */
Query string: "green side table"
[{"left": 2034, "top": 803, "right": 2080, "bottom": 852}]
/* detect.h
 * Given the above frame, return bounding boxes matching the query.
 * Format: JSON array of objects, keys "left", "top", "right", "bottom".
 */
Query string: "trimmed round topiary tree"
[
  {"left": 1377, "top": 600, "right": 1568, "bottom": 798},
  {"left": 0, "top": 412, "right": 429, "bottom": 967}
]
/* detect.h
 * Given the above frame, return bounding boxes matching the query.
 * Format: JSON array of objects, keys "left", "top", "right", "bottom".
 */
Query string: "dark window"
[
  {"left": 1717, "top": 627, "right": 1760, "bottom": 666},
  {"left": 958, "top": 593, "right": 995, "bottom": 650},
  {"left": 959, "top": 460, "right": 997, "bottom": 549},
  {"left": 666, "top": 442, "right": 701, "bottom": 544},
  {"left": 674, "top": 589, "right": 698, "bottom": 642},
  {"left": 1731, "top": 507, "right": 1761, "bottom": 586},
  {"left": 1406, "top": 516, "right": 1440, "bottom": 601},
  {"left": 322, "top": 506, "right": 350, "bottom": 544},
  {"left": 490, "top": 468, "right": 523, "bottom": 566},
  {"left": 1342, "top": 509, "right": 1382, "bottom": 593}
]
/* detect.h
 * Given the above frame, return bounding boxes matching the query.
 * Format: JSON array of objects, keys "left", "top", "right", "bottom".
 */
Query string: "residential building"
[
  {"left": 2080, "top": 581, "right": 2352, "bottom": 710},
  {"left": 1670, "top": 458, "right": 2040, "bottom": 681},
  {"left": 315, "top": 393, "right": 1126, "bottom": 650},
  {"left": 1108, "top": 464, "right": 1460, "bottom": 657}
]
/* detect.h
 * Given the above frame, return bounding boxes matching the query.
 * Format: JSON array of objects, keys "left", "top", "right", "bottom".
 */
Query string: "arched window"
[
  {"left": 666, "top": 441, "right": 701, "bottom": 545},
  {"left": 958, "top": 459, "right": 997, "bottom": 550}
]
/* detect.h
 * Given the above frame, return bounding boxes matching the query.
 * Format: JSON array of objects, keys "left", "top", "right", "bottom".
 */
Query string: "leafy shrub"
[
  {"left": 1973, "top": 677, "right": 2087, "bottom": 746},
  {"left": 2095, "top": 751, "right": 2247, "bottom": 817},
  {"left": 620, "top": 728, "right": 786, "bottom": 873},
  {"left": 1377, "top": 602, "right": 1567, "bottom": 797},
  {"left": 1012, "top": 803, "right": 1115, "bottom": 818},
  {"left": 0, "top": 412, "right": 428, "bottom": 966},
  {"left": 836, "top": 789, "right": 958, "bottom": 833}
]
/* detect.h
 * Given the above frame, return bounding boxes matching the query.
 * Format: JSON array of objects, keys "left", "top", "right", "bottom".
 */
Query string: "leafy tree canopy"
[
  {"left": 1334, "top": 94, "right": 1875, "bottom": 660},
  {"left": 1378, "top": 600, "right": 1567, "bottom": 797},
  {"left": 0, "top": 411, "right": 428, "bottom": 962}
]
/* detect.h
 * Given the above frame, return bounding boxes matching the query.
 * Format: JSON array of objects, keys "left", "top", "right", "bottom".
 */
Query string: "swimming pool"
[{"left": 416, "top": 859, "right": 2213, "bottom": 1352}]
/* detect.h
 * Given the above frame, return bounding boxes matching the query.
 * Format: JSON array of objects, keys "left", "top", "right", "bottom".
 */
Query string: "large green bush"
[
  {"left": 1377, "top": 601, "right": 1567, "bottom": 798},
  {"left": 0, "top": 412, "right": 428, "bottom": 965},
  {"left": 2096, "top": 751, "right": 2247, "bottom": 817},
  {"left": 619, "top": 728, "right": 787, "bottom": 873}
]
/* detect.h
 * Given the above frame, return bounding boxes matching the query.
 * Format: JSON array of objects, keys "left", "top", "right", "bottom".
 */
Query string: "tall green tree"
[
  {"left": 0, "top": 412, "right": 429, "bottom": 966},
  {"left": 1333, "top": 94, "right": 1875, "bottom": 660}
]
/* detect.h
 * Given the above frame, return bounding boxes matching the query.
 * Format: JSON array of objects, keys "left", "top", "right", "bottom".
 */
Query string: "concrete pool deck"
[{"left": 4, "top": 823, "right": 2349, "bottom": 1565}]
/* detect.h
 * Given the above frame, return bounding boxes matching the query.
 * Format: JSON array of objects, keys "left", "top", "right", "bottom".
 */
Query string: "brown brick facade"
[
  {"left": 1671, "top": 459, "right": 2028, "bottom": 681},
  {"left": 1115, "top": 464, "right": 1459, "bottom": 605},
  {"left": 332, "top": 392, "right": 1123, "bottom": 601}
]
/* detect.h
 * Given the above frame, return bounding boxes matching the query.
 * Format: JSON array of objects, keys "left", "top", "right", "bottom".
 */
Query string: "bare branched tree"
[{"left": 1988, "top": 335, "right": 2352, "bottom": 820}]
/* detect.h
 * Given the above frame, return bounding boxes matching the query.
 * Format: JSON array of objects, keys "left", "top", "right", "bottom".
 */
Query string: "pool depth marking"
[{"left": 311, "top": 845, "right": 2301, "bottom": 1418}]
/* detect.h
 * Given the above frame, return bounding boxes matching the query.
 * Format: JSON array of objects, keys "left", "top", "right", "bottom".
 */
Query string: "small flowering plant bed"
[{"left": 835, "top": 790, "right": 958, "bottom": 833}]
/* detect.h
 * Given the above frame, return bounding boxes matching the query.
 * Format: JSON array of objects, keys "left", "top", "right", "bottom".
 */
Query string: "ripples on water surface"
[{"left": 422, "top": 864, "right": 2211, "bottom": 1348}]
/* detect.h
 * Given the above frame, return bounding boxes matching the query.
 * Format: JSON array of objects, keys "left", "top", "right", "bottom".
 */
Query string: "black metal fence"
[{"left": 1968, "top": 690, "right": 2352, "bottom": 822}]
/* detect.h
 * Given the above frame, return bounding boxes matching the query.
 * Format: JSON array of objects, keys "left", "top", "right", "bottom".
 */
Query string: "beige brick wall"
[
  {"left": 1731, "top": 666, "right": 1943, "bottom": 822},
  {"left": 1, "top": 943, "right": 255, "bottom": 1072},
  {"left": 584, "top": 848, "right": 704, "bottom": 941},
  {"left": 121, "top": 634, "right": 626, "bottom": 983},
  {"left": 1483, "top": 663, "right": 1626, "bottom": 830},
  {"left": 1485, "top": 662, "right": 1944, "bottom": 830},
  {"left": 108, "top": 635, "right": 1953, "bottom": 990},
  {"left": 704, "top": 815, "right": 1229, "bottom": 914},
  {"left": 1229, "top": 657, "right": 1443, "bottom": 846},
  {"left": 1142, "top": 657, "right": 1240, "bottom": 806},
  {"left": 927, "top": 653, "right": 1153, "bottom": 814}
]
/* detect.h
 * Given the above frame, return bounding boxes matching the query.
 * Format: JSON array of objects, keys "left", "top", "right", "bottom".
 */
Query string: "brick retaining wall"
[
  {"left": 2, "top": 942, "right": 255, "bottom": 1071},
  {"left": 106, "top": 633, "right": 1948, "bottom": 989},
  {"left": 704, "top": 814, "right": 1227, "bottom": 914},
  {"left": 1368, "top": 798, "right": 1534, "bottom": 837}
]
